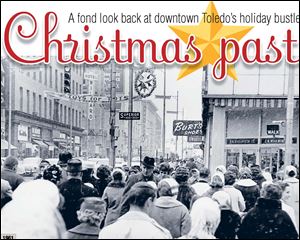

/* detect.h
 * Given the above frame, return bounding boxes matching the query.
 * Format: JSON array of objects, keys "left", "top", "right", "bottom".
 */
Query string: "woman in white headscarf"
[
  {"left": 1, "top": 179, "right": 67, "bottom": 239},
  {"left": 180, "top": 197, "right": 221, "bottom": 239}
]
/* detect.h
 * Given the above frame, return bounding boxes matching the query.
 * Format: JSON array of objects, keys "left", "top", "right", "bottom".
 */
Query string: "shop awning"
[
  {"left": 44, "top": 141, "right": 58, "bottom": 148},
  {"left": 32, "top": 139, "right": 48, "bottom": 148},
  {"left": 1, "top": 139, "right": 17, "bottom": 150}
]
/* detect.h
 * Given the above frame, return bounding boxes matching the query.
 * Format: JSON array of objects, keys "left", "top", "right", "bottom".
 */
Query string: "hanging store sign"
[
  {"left": 31, "top": 127, "right": 41, "bottom": 138},
  {"left": 84, "top": 72, "right": 98, "bottom": 82},
  {"left": 227, "top": 138, "right": 258, "bottom": 144},
  {"left": 187, "top": 136, "right": 203, "bottom": 142},
  {"left": 119, "top": 112, "right": 140, "bottom": 120},
  {"left": 261, "top": 137, "right": 297, "bottom": 144},
  {"left": 173, "top": 120, "right": 202, "bottom": 136},
  {"left": 135, "top": 68, "right": 156, "bottom": 98},
  {"left": 18, "top": 125, "right": 28, "bottom": 141},
  {"left": 103, "top": 64, "right": 124, "bottom": 94}
]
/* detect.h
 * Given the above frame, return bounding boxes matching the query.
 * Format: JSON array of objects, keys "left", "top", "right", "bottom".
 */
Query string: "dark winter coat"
[
  {"left": 1, "top": 168, "right": 24, "bottom": 191},
  {"left": 176, "top": 183, "right": 196, "bottom": 210},
  {"left": 67, "top": 223, "right": 99, "bottom": 239},
  {"left": 215, "top": 209, "right": 241, "bottom": 239},
  {"left": 102, "top": 181, "right": 125, "bottom": 226},
  {"left": 237, "top": 198, "right": 299, "bottom": 239},
  {"left": 94, "top": 178, "right": 111, "bottom": 198},
  {"left": 234, "top": 179, "right": 260, "bottom": 212},
  {"left": 149, "top": 196, "right": 191, "bottom": 238},
  {"left": 59, "top": 178, "right": 99, "bottom": 230},
  {"left": 123, "top": 172, "right": 159, "bottom": 195}
]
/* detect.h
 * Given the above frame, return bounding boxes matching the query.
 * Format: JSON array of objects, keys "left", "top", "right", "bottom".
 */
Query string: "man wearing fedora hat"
[
  {"left": 123, "top": 156, "right": 159, "bottom": 195},
  {"left": 58, "top": 159, "right": 99, "bottom": 230}
]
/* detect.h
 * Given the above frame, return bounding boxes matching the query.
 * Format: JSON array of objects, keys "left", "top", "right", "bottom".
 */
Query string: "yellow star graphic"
[{"left": 169, "top": 1, "right": 253, "bottom": 80}]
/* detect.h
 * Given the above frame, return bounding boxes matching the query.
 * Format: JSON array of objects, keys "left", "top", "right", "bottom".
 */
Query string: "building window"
[
  {"left": 79, "top": 84, "right": 82, "bottom": 94},
  {"left": 49, "top": 66, "right": 53, "bottom": 88},
  {"left": 49, "top": 99, "right": 52, "bottom": 120},
  {"left": 79, "top": 111, "right": 81, "bottom": 128},
  {"left": 55, "top": 69, "right": 58, "bottom": 91},
  {"left": 38, "top": 95, "right": 42, "bottom": 117},
  {"left": 33, "top": 72, "right": 36, "bottom": 80},
  {"left": 44, "top": 65, "right": 47, "bottom": 86},
  {"left": 26, "top": 90, "right": 30, "bottom": 113},
  {"left": 19, "top": 87, "right": 23, "bottom": 111},
  {"left": 72, "top": 80, "right": 75, "bottom": 94},
  {"left": 60, "top": 104, "right": 63, "bottom": 123},
  {"left": 39, "top": 71, "right": 42, "bottom": 83},
  {"left": 64, "top": 106, "right": 67, "bottom": 124},
  {"left": 60, "top": 72, "right": 63, "bottom": 93},
  {"left": 72, "top": 109, "right": 75, "bottom": 126},
  {"left": 68, "top": 107, "right": 71, "bottom": 125},
  {"left": 75, "top": 110, "right": 78, "bottom": 127},
  {"left": 32, "top": 92, "right": 36, "bottom": 114},
  {"left": 76, "top": 82, "right": 78, "bottom": 95},
  {"left": 44, "top": 97, "right": 47, "bottom": 118}
]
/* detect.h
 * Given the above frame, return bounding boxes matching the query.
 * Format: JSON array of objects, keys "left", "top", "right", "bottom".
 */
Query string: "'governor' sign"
[{"left": 173, "top": 120, "right": 202, "bottom": 136}]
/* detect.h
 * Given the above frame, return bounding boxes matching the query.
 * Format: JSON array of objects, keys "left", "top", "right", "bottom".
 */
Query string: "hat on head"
[
  {"left": 58, "top": 152, "right": 72, "bottom": 166},
  {"left": 80, "top": 197, "right": 106, "bottom": 213},
  {"left": 67, "top": 159, "right": 82, "bottom": 172},
  {"left": 142, "top": 156, "right": 155, "bottom": 168},
  {"left": 210, "top": 172, "right": 225, "bottom": 188},
  {"left": 216, "top": 165, "right": 226, "bottom": 174},
  {"left": 159, "top": 162, "right": 170, "bottom": 173},
  {"left": 3, "top": 156, "right": 18, "bottom": 169},
  {"left": 158, "top": 178, "right": 179, "bottom": 196}
]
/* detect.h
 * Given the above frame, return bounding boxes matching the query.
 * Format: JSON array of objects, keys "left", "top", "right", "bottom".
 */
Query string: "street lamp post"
[
  {"left": 8, "top": 61, "right": 12, "bottom": 156},
  {"left": 128, "top": 65, "right": 134, "bottom": 166}
]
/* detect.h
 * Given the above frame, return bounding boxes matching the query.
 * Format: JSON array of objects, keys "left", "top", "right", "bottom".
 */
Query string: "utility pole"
[
  {"left": 128, "top": 65, "right": 133, "bottom": 166},
  {"left": 8, "top": 61, "right": 12, "bottom": 156},
  {"left": 181, "top": 108, "right": 185, "bottom": 160},
  {"left": 175, "top": 91, "right": 179, "bottom": 155},
  {"left": 110, "top": 60, "right": 117, "bottom": 167},
  {"left": 162, "top": 64, "right": 166, "bottom": 159},
  {"left": 285, "top": 65, "right": 295, "bottom": 168}
]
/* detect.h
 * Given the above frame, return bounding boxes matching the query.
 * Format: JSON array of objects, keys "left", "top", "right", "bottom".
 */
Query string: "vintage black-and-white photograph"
[{"left": 1, "top": 1, "right": 299, "bottom": 239}]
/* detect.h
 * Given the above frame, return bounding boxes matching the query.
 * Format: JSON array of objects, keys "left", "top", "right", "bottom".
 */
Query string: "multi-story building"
[
  {"left": 202, "top": 62, "right": 299, "bottom": 176},
  {"left": 1, "top": 57, "right": 86, "bottom": 159}
]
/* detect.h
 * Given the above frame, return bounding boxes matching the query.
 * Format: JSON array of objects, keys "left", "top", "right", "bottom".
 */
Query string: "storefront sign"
[
  {"left": 173, "top": 120, "right": 202, "bottom": 136},
  {"left": 227, "top": 138, "right": 258, "bottom": 144},
  {"left": 187, "top": 136, "right": 203, "bottom": 142},
  {"left": 31, "top": 127, "right": 41, "bottom": 138},
  {"left": 267, "top": 124, "right": 280, "bottom": 135},
  {"left": 18, "top": 125, "right": 28, "bottom": 141},
  {"left": 261, "top": 137, "right": 297, "bottom": 144}
]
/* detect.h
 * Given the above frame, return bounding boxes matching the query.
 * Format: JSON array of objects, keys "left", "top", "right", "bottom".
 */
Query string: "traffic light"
[{"left": 64, "top": 66, "right": 71, "bottom": 93}]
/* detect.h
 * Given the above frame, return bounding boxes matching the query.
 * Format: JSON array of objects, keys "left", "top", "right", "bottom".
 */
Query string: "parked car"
[{"left": 22, "top": 157, "right": 42, "bottom": 176}]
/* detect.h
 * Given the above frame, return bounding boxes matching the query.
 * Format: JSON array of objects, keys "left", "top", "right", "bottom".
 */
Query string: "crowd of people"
[{"left": 1, "top": 153, "right": 299, "bottom": 239}]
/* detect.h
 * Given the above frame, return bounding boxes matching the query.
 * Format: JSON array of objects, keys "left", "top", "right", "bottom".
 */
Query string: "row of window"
[
  {"left": 19, "top": 87, "right": 82, "bottom": 128},
  {"left": 26, "top": 65, "right": 83, "bottom": 95}
]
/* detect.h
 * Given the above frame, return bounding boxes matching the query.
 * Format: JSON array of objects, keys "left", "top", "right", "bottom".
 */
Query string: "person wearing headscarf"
[
  {"left": 283, "top": 165, "right": 299, "bottom": 230},
  {"left": 94, "top": 165, "right": 112, "bottom": 197},
  {"left": 99, "top": 182, "right": 172, "bottom": 239},
  {"left": 180, "top": 197, "right": 221, "bottom": 239},
  {"left": 174, "top": 167, "right": 196, "bottom": 210},
  {"left": 237, "top": 183, "right": 298, "bottom": 239},
  {"left": 234, "top": 167, "right": 260, "bottom": 212},
  {"left": 1, "top": 180, "right": 67, "bottom": 238},
  {"left": 102, "top": 169, "right": 126, "bottom": 226},
  {"left": 67, "top": 197, "right": 106, "bottom": 239},
  {"left": 149, "top": 178, "right": 191, "bottom": 238},
  {"left": 201, "top": 172, "right": 225, "bottom": 198},
  {"left": 213, "top": 191, "right": 241, "bottom": 239},
  {"left": 43, "top": 164, "right": 62, "bottom": 185}
]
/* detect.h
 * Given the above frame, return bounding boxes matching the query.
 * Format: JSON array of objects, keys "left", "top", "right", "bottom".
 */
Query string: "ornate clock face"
[{"left": 135, "top": 69, "right": 156, "bottom": 98}]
